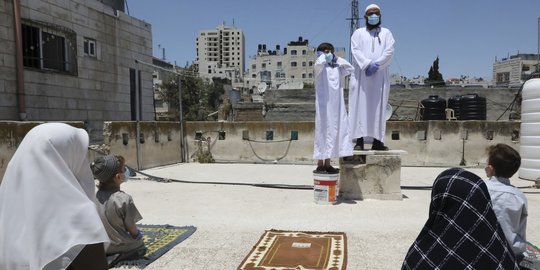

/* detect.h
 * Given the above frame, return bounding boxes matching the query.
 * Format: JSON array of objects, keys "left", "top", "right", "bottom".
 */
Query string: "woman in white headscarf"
[{"left": 0, "top": 123, "right": 110, "bottom": 270}]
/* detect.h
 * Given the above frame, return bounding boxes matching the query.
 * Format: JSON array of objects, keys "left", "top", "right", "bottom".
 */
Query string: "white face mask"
[
  {"left": 325, "top": 53, "right": 333, "bottom": 64},
  {"left": 123, "top": 166, "right": 131, "bottom": 182}
]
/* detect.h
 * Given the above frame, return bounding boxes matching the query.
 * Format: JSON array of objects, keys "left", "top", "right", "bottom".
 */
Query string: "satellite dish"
[
  {"left": 257, "top": 82, "right": 268, "bottom": 94},
  {"left": 385, "top": 104, "right": 393, "bottom": 121}
]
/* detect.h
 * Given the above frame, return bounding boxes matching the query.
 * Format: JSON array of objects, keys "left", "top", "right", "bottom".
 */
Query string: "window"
[
  {"left": 262, "top": 63, "right": 266, "bottom": 68},
  {"left": 277, "top": 62, "right": 282, "bottom": 68},
  {"left": 302, "top": 73, "right": 306, "bottom": 78},
  {"left": 302, "top": 50, "right": 306, "bottom": 55},
  {"left": 291, "top": 50, "right": 297, "bottom": 55},
  {"left": 302, "top": 62, "right": 306, "bottom": 67},
  {"left": 22, "top": 20, "right": 77, "bottom": 75},
  {"left": 291, "top": 62, "right": 297, "bottom": 67},
  {"left": 83, "top": 38, "right": 96, "bottom": 57},
  {"left": 309, "top": 61, "right": 313, "bottom": 67},
  {"left": 252, "top": 64, "right": 256, "bottom": 70}
]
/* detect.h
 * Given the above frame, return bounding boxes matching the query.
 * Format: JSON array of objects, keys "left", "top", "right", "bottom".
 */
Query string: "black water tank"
[
  {"left": 447, "top": 95, "right": 462, "bottom": 119},
  {"left": 459, "top": 94, "right": 486, "bottom": 120},
  {"left": 421, "top": 95, "right": 446, "bottom": 120}
]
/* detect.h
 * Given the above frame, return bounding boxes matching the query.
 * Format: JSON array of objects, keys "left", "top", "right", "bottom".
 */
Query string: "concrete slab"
[{"left": 112, "top": 163, "right": 540, "bottom": 270}]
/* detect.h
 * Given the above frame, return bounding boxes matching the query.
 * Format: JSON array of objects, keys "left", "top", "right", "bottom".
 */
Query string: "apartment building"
[
  {"left": 0, "top": 0, "right": 154, "bottom": 141},
  {"left": 196, "top": 24, "right": 245, "bottom": 82},
  {"left": 492, "top": 53, "right": 540, "bottom": 87},
  {"left": 244, "top": 37, "right": 345, "bottom": 92}
]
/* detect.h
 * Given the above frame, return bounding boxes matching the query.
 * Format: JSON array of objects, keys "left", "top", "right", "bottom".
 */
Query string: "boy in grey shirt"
[{"left": 484, "top": 144, "right": 528, "bottom": 258}]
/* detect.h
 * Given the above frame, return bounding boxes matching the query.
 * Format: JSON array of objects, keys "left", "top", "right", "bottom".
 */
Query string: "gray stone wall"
[
  {"left": 0, "top": 0, "right": 153, "bottom": 142},
  {"left": 263, "top": 87, "right": 520, "bottom": 121}
]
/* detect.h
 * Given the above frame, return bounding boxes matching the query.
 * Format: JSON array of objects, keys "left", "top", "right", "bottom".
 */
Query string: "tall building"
[{"left": 196, "top": 24, "right": 245, "bottom": 82}]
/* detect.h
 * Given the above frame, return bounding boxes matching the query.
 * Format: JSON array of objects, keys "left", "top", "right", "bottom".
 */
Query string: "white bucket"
[{"left": 313, "top": 172, "right": 339, "bottom": 204}]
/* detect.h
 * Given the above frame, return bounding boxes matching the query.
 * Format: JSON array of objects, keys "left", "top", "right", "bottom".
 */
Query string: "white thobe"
[
  {"left": 313, "top": 54, "right": 354, "bottom": 160},
  {"left": 349, "top": 27, "right": 395, "bottom": 142}
]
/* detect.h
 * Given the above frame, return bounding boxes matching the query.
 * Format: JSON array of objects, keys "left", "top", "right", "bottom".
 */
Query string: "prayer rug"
[
  {"left": 237, "top": 229, "right": 347, "bottom": 270},
  {"left": 520, "top": 241, "right": 540, "bottom": 269},
  {"left": 114, "top": 224, "right": 196, "bottom": 268}
]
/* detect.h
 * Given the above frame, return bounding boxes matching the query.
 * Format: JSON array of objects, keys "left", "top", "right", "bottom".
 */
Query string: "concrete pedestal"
[{"left": 339, "top": 150, "right": 406, "bottom": 200}]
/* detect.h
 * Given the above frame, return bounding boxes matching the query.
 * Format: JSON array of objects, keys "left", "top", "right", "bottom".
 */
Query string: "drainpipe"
[{"left": 13, "top": 0, "right": 26, "bottom": 120}]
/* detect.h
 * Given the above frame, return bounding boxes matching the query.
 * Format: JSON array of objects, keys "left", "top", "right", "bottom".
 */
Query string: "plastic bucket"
[{"left": 313, "top": 172, "right": 339, "bottom": 204}]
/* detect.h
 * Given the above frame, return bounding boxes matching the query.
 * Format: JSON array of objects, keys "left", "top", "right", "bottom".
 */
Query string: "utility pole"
[{"left": 347, "top": 0, "right": 360, "bottom": 61}]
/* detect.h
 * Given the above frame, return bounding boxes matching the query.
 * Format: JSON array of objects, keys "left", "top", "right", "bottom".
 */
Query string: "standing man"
[{"left": 349, "top": 3, "right": 395, "bottom": 150}]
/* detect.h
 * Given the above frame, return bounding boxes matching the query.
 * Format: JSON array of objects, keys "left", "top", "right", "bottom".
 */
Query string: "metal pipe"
[{"left": 12, "top": 0, "right": 26, "bottom": 120}]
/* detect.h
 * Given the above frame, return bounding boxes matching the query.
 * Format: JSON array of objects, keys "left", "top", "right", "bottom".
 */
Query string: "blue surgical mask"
[
  {"left": 367, "top": 14, "right": 380, "bottom": 25},
  {"left": 123, "top": 166, "right": 131, "bottom": 182},
  {"left": 325, "top": 53, "right": 333, "bottom": 64}
]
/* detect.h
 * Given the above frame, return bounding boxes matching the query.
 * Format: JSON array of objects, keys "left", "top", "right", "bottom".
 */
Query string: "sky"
[{"left": 126, "top": 0, "right": 540, "bottom": 80}]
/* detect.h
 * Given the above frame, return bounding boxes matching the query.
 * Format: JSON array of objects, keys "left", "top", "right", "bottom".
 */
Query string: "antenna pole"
[{"left": 347, "top": 0, "right": 360, "bottom": 61}]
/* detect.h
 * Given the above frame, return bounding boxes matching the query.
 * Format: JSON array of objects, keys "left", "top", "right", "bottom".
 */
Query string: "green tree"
[
  {"left": 426, "top": 56, "right": 445, "bottom": 86},
  {"left": 157, "top": 65, "right": 226, "bottom": 121}
]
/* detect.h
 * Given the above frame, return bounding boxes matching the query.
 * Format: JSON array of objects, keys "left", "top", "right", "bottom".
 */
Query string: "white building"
[
  {"left": 243, "top": 37, "right": 345, "bottom": 92},
  {"left": 492, "top": 53, "right": 540, "bottom": 87},
  {"left": 196, "top": 24, "right": 245, "bottom": 82}
]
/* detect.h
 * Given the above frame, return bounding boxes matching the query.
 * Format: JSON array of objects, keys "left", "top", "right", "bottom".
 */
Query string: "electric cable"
[{"left": 88, "top": 148, "right": 539, "bottom": 192}]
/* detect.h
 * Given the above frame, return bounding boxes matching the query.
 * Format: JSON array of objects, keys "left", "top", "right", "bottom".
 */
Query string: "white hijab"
[{"left": 0, "top": 123, "right": 109, "bottom": 270}]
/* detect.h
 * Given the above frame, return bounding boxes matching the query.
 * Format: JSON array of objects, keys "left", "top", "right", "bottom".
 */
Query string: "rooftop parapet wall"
[{"left": 0, "top": 120, "right": 521, "bottom": 181}]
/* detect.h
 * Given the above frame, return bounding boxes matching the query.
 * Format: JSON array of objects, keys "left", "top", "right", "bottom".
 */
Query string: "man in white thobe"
[
  {"left": 313, "top": 42, "right": 354, "bottom": 173},
  {"left": 349, "top": 4, "right": 395, "bottom": 150}
]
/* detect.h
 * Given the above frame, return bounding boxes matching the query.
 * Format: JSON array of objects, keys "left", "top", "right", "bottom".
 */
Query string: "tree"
[
  {"left": 157, "top": 65, "right": 226, "bottom": 121},
  {"left": 426, "top": 56, "right": 445, "bottom": 86}
]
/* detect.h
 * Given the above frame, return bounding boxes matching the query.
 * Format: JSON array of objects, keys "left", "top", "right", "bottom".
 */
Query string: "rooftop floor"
[{"left": 114, "top": 163, "right": 540, "bottom": 270}]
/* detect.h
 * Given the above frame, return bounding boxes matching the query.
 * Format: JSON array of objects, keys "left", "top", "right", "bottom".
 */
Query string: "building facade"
[
  {"left": 492, "top": 53, "right": 540, "bottom": 87},
  {"left": 0, "top": 0, "right": 154, "bottom": 141},
  {"left": 243, "top": 37, "right": 345, "bottom": 93},
  {"left": 196, "top": 24, "right": 245, "bottom": 82}
]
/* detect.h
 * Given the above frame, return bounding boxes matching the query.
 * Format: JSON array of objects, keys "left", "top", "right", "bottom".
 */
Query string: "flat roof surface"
[{"left": 114, "top": 163, "right": 540, "bottom": 270}]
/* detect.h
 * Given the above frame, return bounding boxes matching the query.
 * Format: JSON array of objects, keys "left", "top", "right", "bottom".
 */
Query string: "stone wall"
[
  {"left": 0, "top": 0, "right": 154, "bottom": 142},
  {"left": 262, "top": 87, "right": 520, "bottom": 121},
  {"left": 0, "top": 120, "right": 521, "bottom": 181}
]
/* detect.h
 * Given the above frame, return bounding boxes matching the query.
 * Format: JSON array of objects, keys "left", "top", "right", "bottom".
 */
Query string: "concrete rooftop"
[{"left": 113, "top": 163, "right": 540, "bottom": 270}]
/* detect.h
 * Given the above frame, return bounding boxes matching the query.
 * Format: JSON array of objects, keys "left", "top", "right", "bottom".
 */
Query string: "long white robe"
[
  {"left": 313, "top": 54, "right": 354, "bottom": 160},
  {"left": 0, "top": 123, "right": 109, "bottom": 270},
  {"left": 349, "top": 26, "right": 395, "bottom": 142}
]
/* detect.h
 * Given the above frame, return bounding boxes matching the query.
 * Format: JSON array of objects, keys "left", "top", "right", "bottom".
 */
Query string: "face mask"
[
  {"left": 325, "top": 53, "right": 333, "bottom": 64},
  {"left": 367, "top": 14, "right": 380, "bottom": 25},
  {"left": 123, "top": 166, "right": 131, "bottom": 182}
]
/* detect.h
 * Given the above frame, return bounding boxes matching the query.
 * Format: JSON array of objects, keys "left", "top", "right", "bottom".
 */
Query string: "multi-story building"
[
  {"left": 492, "top": 53, "right": 540, "bottom": 87},
  {"left": 0, "top": 0, "right": 154, "bottom": 141},
  {"left": 243, "top": 37, "right": 345, "bottom": 93},
  {"left": 196, "top": 24, "right": 245, "bottom": 82}
]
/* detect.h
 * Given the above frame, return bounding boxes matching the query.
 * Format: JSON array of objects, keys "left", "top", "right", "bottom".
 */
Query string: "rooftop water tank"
[
  {"left": 459, "top": 94, "right": 486, "bottom": 120},
  {"left": 519, "top": 78, "right": 540, "bottom": 180},
  {"left": 421, "top": 95, "right": 446, "bottom": 120}
]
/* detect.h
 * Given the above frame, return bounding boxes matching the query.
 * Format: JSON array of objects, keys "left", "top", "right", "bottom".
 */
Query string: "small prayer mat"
[
  {"left": 520, "top": 241, "right": 540, "bottom": 269},
  {"left": 114, "top": 224, "right": 196, "bottom": 268},
  {"left": 237, "top": 229, "right": 347, "bottom": 270}
]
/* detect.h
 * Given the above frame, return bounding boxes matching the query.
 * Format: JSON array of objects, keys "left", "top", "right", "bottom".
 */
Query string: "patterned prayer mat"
[
  {"left": 114, "top": 224, "right": 196, "bottom": 268},
  {"left": 238, "top": 230, "right": 347, "bottom": 270}
]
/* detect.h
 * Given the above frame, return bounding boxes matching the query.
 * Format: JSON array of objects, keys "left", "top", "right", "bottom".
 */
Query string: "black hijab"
[{"left": 402, "top": 168, "right": 519, "bottom": 270}]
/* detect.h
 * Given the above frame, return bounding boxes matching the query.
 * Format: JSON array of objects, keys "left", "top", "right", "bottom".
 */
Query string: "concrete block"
[{"left": 339, "top": 153, "right": 402, "bottom": 200}]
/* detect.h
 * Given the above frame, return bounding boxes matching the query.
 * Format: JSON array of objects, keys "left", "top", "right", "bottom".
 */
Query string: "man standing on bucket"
[{"left": 349, "top": 3, "right": 395, "bottom": 151}]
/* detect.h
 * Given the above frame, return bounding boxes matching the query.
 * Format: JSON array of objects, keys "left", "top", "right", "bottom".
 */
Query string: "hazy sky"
[{"left": 126, "top": 0, "right": 540, "bottom": 80}]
